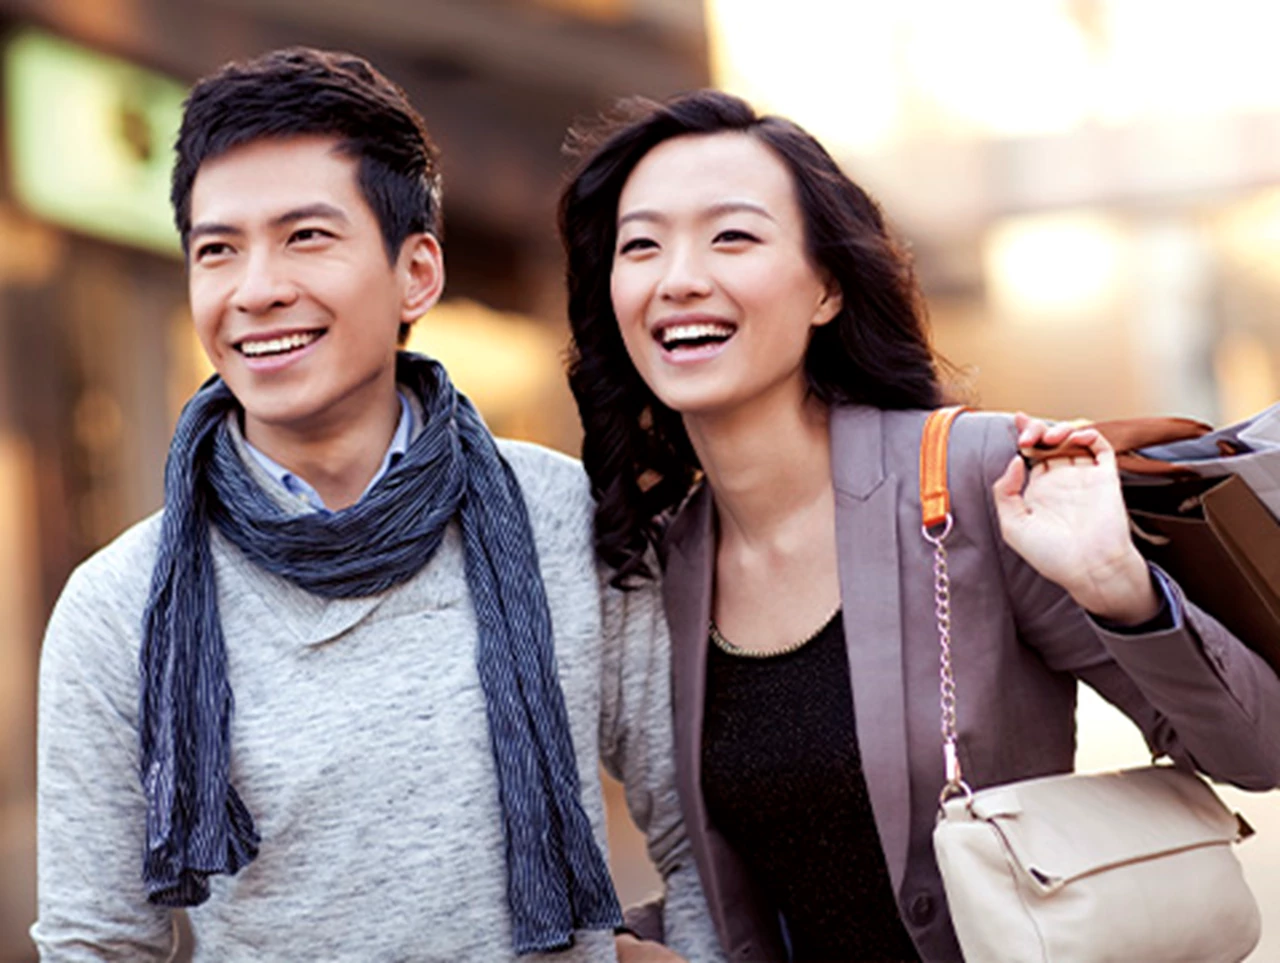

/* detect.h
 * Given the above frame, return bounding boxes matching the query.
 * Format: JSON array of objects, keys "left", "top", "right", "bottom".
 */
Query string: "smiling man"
[{"left": 31, "top": 48, "right": 719, "bottom": 962}]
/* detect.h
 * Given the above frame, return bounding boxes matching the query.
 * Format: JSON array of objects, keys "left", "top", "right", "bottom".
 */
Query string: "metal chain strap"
[{"left": 923, "top": 515, "right": 972, "bottom": 806}]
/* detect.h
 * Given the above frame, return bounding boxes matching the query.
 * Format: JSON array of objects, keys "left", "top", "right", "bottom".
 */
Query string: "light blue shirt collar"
[{"left": 244, "top": 392, "right": 412, "bottom": 513}]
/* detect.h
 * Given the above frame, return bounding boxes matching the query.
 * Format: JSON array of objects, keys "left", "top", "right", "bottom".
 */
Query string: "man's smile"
[{"left": 235, "top": 328, "right": 326, "bottom": 358}]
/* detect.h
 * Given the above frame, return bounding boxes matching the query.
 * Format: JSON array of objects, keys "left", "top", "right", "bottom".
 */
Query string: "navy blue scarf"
[{"left": 139, "top": 353, "right": 621, "bottom": 952}]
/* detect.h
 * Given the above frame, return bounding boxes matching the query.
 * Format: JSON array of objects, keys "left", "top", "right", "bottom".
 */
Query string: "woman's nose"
[{"left": 656, "top": 246, "right": 713, "bottom": 302}]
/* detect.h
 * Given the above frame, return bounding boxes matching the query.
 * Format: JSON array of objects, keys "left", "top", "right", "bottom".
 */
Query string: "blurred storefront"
[{"left": 0, "top": 2, "right": 705, "bottom": 958}]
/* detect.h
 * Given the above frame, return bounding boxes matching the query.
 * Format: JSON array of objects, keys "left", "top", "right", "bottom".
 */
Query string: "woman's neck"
[{"left": 684, "top": 387, "right": 833, "bottom": 552}]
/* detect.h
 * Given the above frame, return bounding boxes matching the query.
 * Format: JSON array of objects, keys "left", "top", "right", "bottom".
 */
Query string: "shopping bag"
[
  {"left": 1021, "top": 403, "right": 1280, "bottom": 675},
  {"left": 1123, "top": 473, "right": 1280, "bottom": 676},
  {"left": 1134, "top": 403, "right": 1280, "bottom": 520}
]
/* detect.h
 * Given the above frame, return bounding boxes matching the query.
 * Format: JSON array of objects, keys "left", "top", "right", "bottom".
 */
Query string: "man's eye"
[
  {"left": 194, "top": 242, "right": 231, "bottom": 261},
  {"left": 618, "top": 237, "right": 657, "bottom": 254}
]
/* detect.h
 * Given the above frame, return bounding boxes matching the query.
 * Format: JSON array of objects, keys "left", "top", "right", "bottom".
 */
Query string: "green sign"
[{"left": 4, "top": 29, "right": 185, "bottom": 256}]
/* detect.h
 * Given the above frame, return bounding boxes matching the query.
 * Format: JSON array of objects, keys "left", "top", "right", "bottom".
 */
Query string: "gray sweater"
[{"left": 33, "top": 437, "right": 725, "bottom": 963}]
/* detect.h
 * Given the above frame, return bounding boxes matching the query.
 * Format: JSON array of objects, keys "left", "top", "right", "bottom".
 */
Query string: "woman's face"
[{"left": 610, "top": 131, "right": 841, "bottom": 422}]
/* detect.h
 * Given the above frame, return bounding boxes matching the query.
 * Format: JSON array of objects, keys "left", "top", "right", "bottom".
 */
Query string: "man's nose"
[{"left": 231, "top": 251, "right": 298, "bottom": 315}]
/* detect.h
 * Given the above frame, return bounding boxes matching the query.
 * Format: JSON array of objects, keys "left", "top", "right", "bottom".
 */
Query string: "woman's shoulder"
[{"left": 874, "top": 405, "right": 1019, "bottom": 483}]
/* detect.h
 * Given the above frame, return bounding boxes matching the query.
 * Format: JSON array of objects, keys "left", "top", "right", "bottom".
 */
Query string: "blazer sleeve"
[
  {"left": 972, "top": 412, "right": 1280, "bottom": 791},
  {"left": 597, "top": 565, "right": 728, "bottom": 963}
]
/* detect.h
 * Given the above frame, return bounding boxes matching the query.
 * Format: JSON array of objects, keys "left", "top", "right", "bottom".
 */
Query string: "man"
[{"left": 32, "top": 48, "right": 717, "bottom": 962}]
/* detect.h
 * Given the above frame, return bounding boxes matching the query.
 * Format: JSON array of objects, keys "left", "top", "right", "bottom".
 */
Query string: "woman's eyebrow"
[
  {"left": 617, "top": 199, "right": 775, "bottom": 229},
  {"left": 704, "top": 200, "right": 775, "bottom": 222},
  {"left": 617, "top": 208, "right": 665, "bottom": 229}
]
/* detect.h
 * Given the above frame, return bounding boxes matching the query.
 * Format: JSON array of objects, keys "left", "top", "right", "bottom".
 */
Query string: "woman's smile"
[
  {"left": 653, "top": 313, "right": 739, "bottom": 364},
  {"left": 611, "top": 131, "right": 841, "bottom": 419}
]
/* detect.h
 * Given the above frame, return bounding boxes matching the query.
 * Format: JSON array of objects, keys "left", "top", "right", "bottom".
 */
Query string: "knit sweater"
[{"left": 33, "top": 436, "right": 724, "bottom": 963}]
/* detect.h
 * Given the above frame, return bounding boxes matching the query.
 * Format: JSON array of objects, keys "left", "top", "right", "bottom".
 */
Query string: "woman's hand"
[
  {"left": 615, "top": 932, "right": 689, "bottom": 962},
  {"left": 992, "top": 412, "right": 1159, "bottom": 625}
]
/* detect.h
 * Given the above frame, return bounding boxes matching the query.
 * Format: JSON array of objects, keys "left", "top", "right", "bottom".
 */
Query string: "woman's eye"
[
  {"left": 714, "top": 229, "right": 758, "bottom": 244},
  {"left": 290, "top": 227, "right": 332, "bottom": 244},
  {"left": 619, "top": 237, "right": 657, "bottom": 255}
]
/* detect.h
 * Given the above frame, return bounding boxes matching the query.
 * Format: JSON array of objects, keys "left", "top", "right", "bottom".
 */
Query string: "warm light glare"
[
  {"left": 705, "top": 0, "right": 1280, "bottom": 153},
  {"left": 1214, "top": 329, "right": 1278, "bottom": 425},
  {"left": 0, "top": 434, "right": 38, "bottom": 772},
  {"left": 985, "top": 213, "right": 1127, "bottom": 320},
  {"left": 904, "top": 2, "right": 1095, "bottom": 138},
  {"left": 704, "top": 0, "right": 901, "bottom": 153},
  {"left": 1217, "top": 188, "right": 1280, "bottom": 261},
  {"left": 1100, "top": 0, "right": 1280, "bottom": 123},
  {"left": 405, "top": 300, "right": 560, "bottom": 419}
]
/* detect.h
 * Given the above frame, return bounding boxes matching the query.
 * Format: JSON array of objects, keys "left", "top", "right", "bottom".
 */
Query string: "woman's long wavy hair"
[{"left": 559, "top": 89, "right": 944, "bottom": 587}]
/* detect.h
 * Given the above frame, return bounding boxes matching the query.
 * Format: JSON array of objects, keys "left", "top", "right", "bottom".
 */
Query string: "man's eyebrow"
[
  {"left": 188, "top": 204, "right": 351, "bottom": 243},
  {"left": 271, "top": 203, "right": 350, "bottom": 228},
  {"left": 617, "top": 200, "right": 775, "bottom": 229},
  {"left": 188, "top": 222, "right": 239, "bottom": 243}
]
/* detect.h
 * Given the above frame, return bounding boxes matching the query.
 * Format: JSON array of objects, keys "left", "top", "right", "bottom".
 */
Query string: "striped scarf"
[{"left": 139, "top": 352, "right": 621, "bottom": 953}]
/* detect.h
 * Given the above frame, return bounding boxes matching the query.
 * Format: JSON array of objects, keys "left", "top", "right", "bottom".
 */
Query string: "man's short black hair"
[{"left": 172, "top": 46, "right": 442, "bottom": 264}]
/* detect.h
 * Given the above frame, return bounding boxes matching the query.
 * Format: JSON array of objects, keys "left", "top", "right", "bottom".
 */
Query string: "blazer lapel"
[
  {"left": 831, "top": 405, "right": 912, "bottom": 896},
  {"left": 662, "top": 487, "right": 716, "bottom": 887},
  {"left": 663, "top": 487, "right": 785, "bottom": 959}
]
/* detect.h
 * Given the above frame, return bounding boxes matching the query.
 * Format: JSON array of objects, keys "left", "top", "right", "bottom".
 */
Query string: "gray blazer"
[{"left": 661, "top": 405, "right": 1280, "bottom": 962}]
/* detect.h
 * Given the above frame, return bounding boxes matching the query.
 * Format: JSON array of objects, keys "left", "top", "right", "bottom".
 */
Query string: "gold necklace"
[{"left": 708, "top": 608, "right": 842, "bottom": 659}]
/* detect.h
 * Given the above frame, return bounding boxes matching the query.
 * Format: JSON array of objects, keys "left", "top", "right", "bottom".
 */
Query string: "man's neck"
[{"left": 243, "top": 389, "right": 403, "bottom": 510}]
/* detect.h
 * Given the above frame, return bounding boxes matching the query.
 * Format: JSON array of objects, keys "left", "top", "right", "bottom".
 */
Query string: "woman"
[{"left": 561, "top": 90, "right": 1280, "bottom": 963}]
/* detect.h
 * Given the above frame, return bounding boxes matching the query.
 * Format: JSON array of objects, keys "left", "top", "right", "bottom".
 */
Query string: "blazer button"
[{"left": 906, "top": 892, "right": 936, "bottom": 927}]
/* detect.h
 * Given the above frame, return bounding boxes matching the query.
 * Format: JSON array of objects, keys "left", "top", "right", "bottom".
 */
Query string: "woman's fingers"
[
  {"left": 1016, "top": 414, "right": 1114, "bottom": 471},
  {"left": 993, "top": 452, "right": 1029, "bottom": 507}
]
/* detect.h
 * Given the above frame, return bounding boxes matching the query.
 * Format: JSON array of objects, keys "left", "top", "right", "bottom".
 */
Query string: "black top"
[{"left": 701, "top": 612, "right": 920, "bottom": 962}]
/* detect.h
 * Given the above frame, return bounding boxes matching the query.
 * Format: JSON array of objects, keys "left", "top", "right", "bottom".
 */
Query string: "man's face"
[{"left": 187, "top": 134, "right": 441, "bottom": 448}]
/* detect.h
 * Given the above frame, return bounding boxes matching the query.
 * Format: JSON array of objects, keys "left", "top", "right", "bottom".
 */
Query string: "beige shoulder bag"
[{"left": 921, "top": 406, "right": 1261, "bottom": 963}]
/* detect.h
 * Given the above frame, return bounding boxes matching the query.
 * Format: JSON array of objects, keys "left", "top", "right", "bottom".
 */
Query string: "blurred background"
[{"left": 0, "top": 0, "right": 1277, "bottom": 959}]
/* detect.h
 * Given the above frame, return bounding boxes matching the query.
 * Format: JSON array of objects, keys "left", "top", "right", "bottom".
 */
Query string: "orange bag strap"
[
  {"left": 920, "top": 404, "right": 972, "bottom": 799},
  {"left": 920, "top": 405, "right": 971, "bottom": 531}
]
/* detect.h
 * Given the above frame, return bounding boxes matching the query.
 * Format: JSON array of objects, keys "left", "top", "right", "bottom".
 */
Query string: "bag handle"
[
  {"left": 920, "top": 406, "right": 972, "bottom": 806},
  {"left": 1023, "top": 416, "right": 1214, "bottom": 476}
]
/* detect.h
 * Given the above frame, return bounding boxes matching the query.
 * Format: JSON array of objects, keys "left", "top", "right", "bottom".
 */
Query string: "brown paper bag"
[{"left": 1123, "top": 473, "right": 1280, "bottom": 675}]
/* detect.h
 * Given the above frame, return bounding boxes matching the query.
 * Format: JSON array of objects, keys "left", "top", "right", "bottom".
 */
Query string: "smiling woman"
[
  {"left": 610, "top": 133, "right": 841, "bottom": 421},
  {"left": 558, "top": 90, "right": 1280, "bottom": 963}
]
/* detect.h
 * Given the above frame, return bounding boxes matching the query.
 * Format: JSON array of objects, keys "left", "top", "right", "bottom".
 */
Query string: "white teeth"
[
  {"left": 239, "top": 331, "right": 321, "bottom": 357},
  {"left": 659, "top": 322, "right": 736, "bottom": 347}
]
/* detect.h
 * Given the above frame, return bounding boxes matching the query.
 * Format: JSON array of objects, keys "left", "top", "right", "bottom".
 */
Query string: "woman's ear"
[
  {"left": 812, "top": 277, "right": 843, "bottom": 327},
  {"left": 400, "top": 233, "right": 446, "bottom": 322}
]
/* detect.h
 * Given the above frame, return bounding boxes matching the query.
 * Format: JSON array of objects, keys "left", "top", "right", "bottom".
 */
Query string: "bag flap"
[{"left": 965, "top": 767, "right": 1241, "bottom": 890}]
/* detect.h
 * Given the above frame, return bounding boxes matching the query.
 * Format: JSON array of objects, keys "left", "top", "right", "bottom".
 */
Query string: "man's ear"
[
  {"left": 400, "top": 233, "right": 445, "bottom": 321},
  {"left": 813, "top": 276, "right": 843, "bottom": 328}
]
